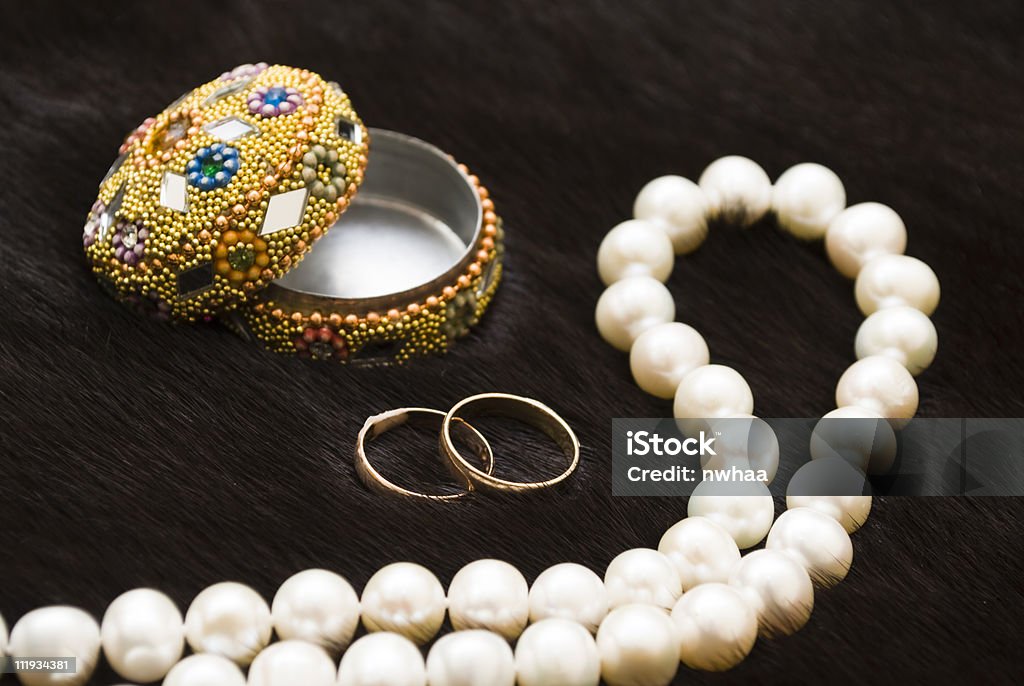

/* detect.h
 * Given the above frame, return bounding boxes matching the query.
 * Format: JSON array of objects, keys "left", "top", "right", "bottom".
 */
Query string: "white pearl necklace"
[
  {"left": 581, "top": 156, "right": 939, "bottom": 660},
  {"left": 0, "top": 158, "right": 939, "bottom": 686}
]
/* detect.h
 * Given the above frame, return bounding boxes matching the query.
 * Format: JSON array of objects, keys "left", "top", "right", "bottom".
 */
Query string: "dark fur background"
[{"left": 1, "top": 1, "right": 1022, "bottom": 683}]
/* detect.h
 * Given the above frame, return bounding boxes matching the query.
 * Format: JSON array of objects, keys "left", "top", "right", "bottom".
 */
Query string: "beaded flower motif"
[
  {"left": 186, "top": 143, "right": 240, "bottom": 191},
  {"left": 295, "top": 327, "right": 349, "bottom": 361},
  {"left": 214, "top": 229, "right": 269, "bottom": 285},
  {"left": 248, "top": 85, "right": 304, "bottom": 117},
  {"left": 219, "top": 63, "right": 268, "bottom": 81},
  {"left": 111, "top": 219, "right": 149, "bottom": 266},
  {"left": 301, "top": 144, "right": 348, "bottom": 203},
  {"left": 442, "top": 290, "right": 480, "bottom": 340}
]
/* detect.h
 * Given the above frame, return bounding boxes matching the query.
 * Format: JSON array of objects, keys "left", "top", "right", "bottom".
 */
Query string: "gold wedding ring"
[
  {"left": 441, "top": 393, "right": 580, "bottom": 492},
  {"left": 355, "top": 408, "right": 493, "bottom": 501},
  {"left": 356, "top": 394, "right": 580, "bottom": 499}
]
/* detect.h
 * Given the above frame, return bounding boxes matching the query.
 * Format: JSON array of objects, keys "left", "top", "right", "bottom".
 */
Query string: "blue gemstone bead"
[
  {"left": 198, "top": 176, "right": 214, "bottom": 191},
  {"left": 214, "top": 171, "right": 229, "bottom": 186},
  {"left": 210, "top": 143, "right": 224, "bottom": 152},
  {"left": 196, "top": 147, "right": 209, "bottom": 159},
  {"left": 187, "top": 171, "right": 201, "bottom": 186},
  {"left": 186, "top": 159, "right": 200, "bottom": 173},
  {"left": 223, "top": 146, "right": 239, "bottom": 159},
  {"left": 264, "top": 86, "right": 288, "bottom": 107},
  {"left": 222, "top": 158, "right": 239, "bottom": 173}
]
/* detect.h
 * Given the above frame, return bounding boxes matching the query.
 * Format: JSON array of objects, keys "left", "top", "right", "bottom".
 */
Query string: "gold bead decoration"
[{"left": 82, "top": 64, "right": 368, "bottom": 322}]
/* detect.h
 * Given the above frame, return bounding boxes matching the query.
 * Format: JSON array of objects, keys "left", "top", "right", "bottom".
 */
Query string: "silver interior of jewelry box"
[{"left": 275, "top": 129, "right": 483, "bottom": 303}]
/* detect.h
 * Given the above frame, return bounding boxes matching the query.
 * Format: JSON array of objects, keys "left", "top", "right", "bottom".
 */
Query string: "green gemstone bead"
[
  {"left": 228, "top": 246, "right": 255, "bottom": 271},
  {"left": 202, "top": 156, "right": 224, "bottom": 178}
]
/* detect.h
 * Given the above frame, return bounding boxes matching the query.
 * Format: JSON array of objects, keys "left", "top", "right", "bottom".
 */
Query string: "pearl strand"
[
  {"left": 597, "top": 155, "right": 939, "bottom": 536},
  {"left": 3, "top": 505, "right": 849, "bottom": 686}
]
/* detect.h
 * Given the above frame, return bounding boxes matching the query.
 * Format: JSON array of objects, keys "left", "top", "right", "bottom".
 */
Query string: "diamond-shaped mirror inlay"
[
  {"left": 261, "top": 188, "right": 308, "bottom": 235},
  {"left": 203, "top": 77, "right": 254, "bottom": 107},
  {"left": 204, "top": 116, "right": 257, "bottom": 142},
  {"left": 178, "top": 262, "right": 215, "bottom": 296},
  {"left": 335, "top": 116, "right": 362, "bottom": 144},
  {"left": 98, "top": 183, "right": 125, "bottom": 242},
  {"left": 159, "top": 171, "right": 189, "bottom": 212}
]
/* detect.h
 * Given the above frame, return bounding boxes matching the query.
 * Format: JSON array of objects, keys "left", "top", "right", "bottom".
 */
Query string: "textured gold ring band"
[
  {"left": 355, "top": 408, "right": 493, "bottom": 501},
  {"left": 440, "top": 393, "right": 580, "bottom": 492}
]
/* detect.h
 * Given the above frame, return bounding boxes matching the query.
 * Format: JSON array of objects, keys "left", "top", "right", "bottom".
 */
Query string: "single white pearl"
[
  {"left": 855, "top": 306, "right": 938, "bottom": 375},
  {"left": 825, "top": 202, "right": 907, "bottom": 278},
  {"left": 766, "top": 507, "right": 854, "bottom": 587},
  {"left": 785, "top": 457, "right": 872, "bottom": 533},
  {"left": 728, "top": 550, "right": 814, "bottom": 638},
  {"left": 337, "top": 632, "right": 426, "bottom": 686},
  {"left": 603, "top": 548, "right": 681, "bottom": 611},
  {"left": 184, "top": 582, "right": 272, "bottom": 666},
  {"left": 595, "top": 277, "right": 676, "bottom": 352},
  {"left": 670, "top": 583, "right": 758, "bottom": 671},
  {"left": 772, "top": 163, "right": 847, "bottom": 240},
  {"left": 596, "top": 604, "right": 679, "bottom": 686},
  {"left": 515, "top": 618, "right": 601, "bottom": 686},
  {"left": 698, "top": 156, "right": 773, "bottom": 227},
  {"left": 7, "top": 607, "right": 100, "bottom": 686},
  {"left": 163, "top": 654, "right": 246, "bottom": 686},
  {"left": 597, "top": 219, "right": 675, "bottom": 286},
  {"left": 810, "top": 406, "right": 897, "bottom": 474},
  {"left": 687, "top": 480, "right": 775, "bottom": 549},
  {"left": 700, "top": 415, "right": 779, "bottom": 484},
  {"left": 360, "top": 562, "right": 445, "bottom": 645},
  {"left": 835, "top": 355, "right": 918, "bottom": 427},
  {"left": 271, "top": 568, "right": 360, "bottom": 656},
  {"left": 101, "top": 588, "right": 184, "bottom": 682},
  {"left": 247, "top": 640, "right": 336, "bottom": 686},
  {"left": 425, "top": 630, "right": 515, "bottom": 686},
  {"left": 447, "top": 559, "right": 529, "bottom": 640},
  {"left": 629, "top": 322, "right": 710, "bottom": 399},
  {"left": 657, "top": 516, "right": 741, "bottom": 591},
  {"left": 855, "top": 254, "right": 940, "bottom": 316},
  {"left": 673, "top": 364, "right": 754, "bottom": 420},
  {"left": 528, "top": 563, "right": 608, "bottom": 633},
  {"left": 632, "top": 175, "right": 709, "bottom": 254}
]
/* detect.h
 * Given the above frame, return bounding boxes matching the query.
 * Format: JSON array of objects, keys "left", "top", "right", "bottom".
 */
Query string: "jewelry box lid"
[{"left": 83, "top": 64, "right": 368, "bottom": 322}]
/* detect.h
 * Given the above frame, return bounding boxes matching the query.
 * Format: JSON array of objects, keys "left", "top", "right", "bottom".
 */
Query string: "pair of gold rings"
[{"left": 355, "top": 393, "right": 580, "bottom": 500}]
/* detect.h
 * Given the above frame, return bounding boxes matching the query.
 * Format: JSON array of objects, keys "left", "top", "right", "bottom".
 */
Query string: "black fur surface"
[{"left": 1, "top": 1, "right": 1022, "bottom": 683}]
